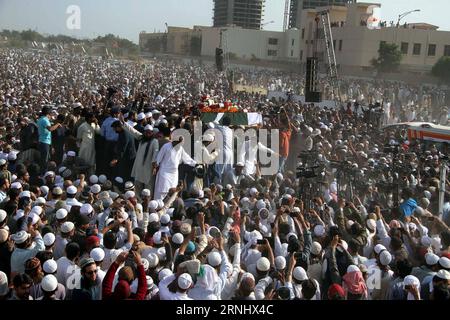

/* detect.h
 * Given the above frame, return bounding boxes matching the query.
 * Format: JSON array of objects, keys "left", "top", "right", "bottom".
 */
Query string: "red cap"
[{"left": 328, "top": 284, "right": 345, "bottom": 300}]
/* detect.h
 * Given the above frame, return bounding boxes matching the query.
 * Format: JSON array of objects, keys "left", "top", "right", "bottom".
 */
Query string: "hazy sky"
[{"left": 0, "top": 0, "right": 448, "bottom": 43}]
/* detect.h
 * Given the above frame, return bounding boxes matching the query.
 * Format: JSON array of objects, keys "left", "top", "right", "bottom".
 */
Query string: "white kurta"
[
  {"left": 215, "top": 125, "right": 233, "bottom": 176},
  {"left": 154, "top": 142, "right": 196, "bottom": 200},
  {"left": 238, "top": 141, "right": 275, "bottom": 176},
  {"left": 77, "top": 121, "right": 100, "bottom": 166}
]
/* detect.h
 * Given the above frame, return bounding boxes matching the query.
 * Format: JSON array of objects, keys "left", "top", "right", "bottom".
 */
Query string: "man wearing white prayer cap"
[
  {"left": 10, "top": 229, "right": 45, "bottom": 274},
  {"left": 158, "top": 272, "right": 193, "bottom": 300},
  {"left": 411, "top": 252, "right": 440, "bottom": 283}
]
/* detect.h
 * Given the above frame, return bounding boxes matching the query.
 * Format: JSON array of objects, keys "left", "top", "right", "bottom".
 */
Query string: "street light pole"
[{"left": 396, "top": 9, "right": 420, "bottom": 27}]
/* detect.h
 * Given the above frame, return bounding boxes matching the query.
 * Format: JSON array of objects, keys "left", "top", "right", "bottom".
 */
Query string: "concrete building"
[
  {"left": 289, "top": 0, "right": 355, "bottom": 29},
  {"left": 213, "top": 0, "right": 265, "bottom": 30}
]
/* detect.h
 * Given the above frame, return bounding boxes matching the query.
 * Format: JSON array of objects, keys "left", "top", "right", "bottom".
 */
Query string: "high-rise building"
[
  {"left": 289, "top": 0, "right": 355, "bottom": 29},
  {"left": 213, "top": 0, "right": 265, "bottom": 30}
]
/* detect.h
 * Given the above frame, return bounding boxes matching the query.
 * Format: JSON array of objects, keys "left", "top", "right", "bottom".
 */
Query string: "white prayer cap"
[
  {"left": 374, "top": 244, "right": 386, "bottom": 254},
  {"left": 114, "top": 177, "right": 124, "bottom": 184},
  {"left": 250, "top": 187, "right": 258, "bottom": 196},
  {"left": 158, "top": 268, "right": 172, "bottom": 281},
  {"left": 178, "top": 273, "right": 193, "bottom": 290},
  {"left": 52, "top": 187, "right": 63, "bottom": 195},
  {"left": 314, "top": 225, "right": 326, "bottom": 237},
  {"left": 144, "top": 124, "right": 153, "bottom": 131},
  {"left": 0, "top": 210, "right": 6, "bottom": 223},
  {"left": 256, "top": 199, "right": 266, "bottom": 210},
  {"left": 152, "top": 109, "right": 161, "bottom": 115},
  {"left": 124, "top": 181, "right": 134, "bottom": 190},
  {"left": 425, "top": 252, "right": 439, "bottom": 266},
  {"left": 137, "top": 112, "right": 146, "bottom": 121},
  {"left": 408, "top": 223, "right": 417, "bottom": 233},
  {"left": 11, "top": 182, "right": 22, "bottom": 189},
  {"left": 207, "top": 251, "right": 222, "bottom": 267},
  {"left": 80, "top": 203, "right": 94, "bottom": 216},
  {"left": 90, "top": 184, "right": 101, "bottom": 194},
  {"left": 41, "top": 275, "right": 58, "bottom": 292},
  {"left": 439, "top": 257, "right": 450, "bottom": 269},
  {"left": 379, "top": 250, "right": 392, "bottom": 266},
  {"left": 157, "top": 247, "right": 166, "bottom": 261},
  {"left": 66, "top": 186, "right": 77, "bottom": 195},
  {"left": 35, "top": 197, "right": 46, "bottom": 205},
  {"left": 7, "top": 152, "right": 17, "bottom": 161},
  {"left": 89, "top": 175, "right": 99, "bottom": 184},
  {"left": 311, "top": 241, "right": 322, "bottom": 256},
  {"left": 31, "top": 205, "right": 43, "bottom": 215},
  {"left": 141, "top": 259, "right": 149, "bottom": 272},
  {"left": 147, "top": 253, "right": 159, "bottom": 268},
  {"left": 436, "top": 270, "right": 450, "bottom": 280},
  {"left": 203, "top": 134, "right": 214, "bottom": 142},
  {"left": 292, "top": 207, "right": 301, "bottom": 213},
  {"left": 403, "top": 275, "right": 420, "bottom": 288},
  {"left": 12, "top": 231, "right": 30, "bottom": 244},
  {"left": 40, "top": 185, "right": 49, "bottom": 195},
  {"left": 346, "top": 220, "right": 355, "bottom": 229},
  {"left": 61, "top": 221, "right": 75, "bottom": 233},
  {"left": 346, "top": 265, "right": 360, "bottom": 274},
  {"left": 258, "top": 208, "right": 269, "bottom": 220},
  {"left": 148, "top": 213, "right": 159, "bottom": 223},
  {"left": 275, "top": 256, "right": 286, "bottom": 270},
  {"left": 19, "top": 191, "right": 31, "bottom": 198},
  {"left": 172, "top": 233, "right": 184, "bottom": 245},
  {"left": 153, "top": 231, "right": 163, "bottom": 244},
  {"left": 29, "top": 213, "right": 40, "bottom": 225},
  {"left": 98, "top": 175, "right": 107, "bottom": 184},
  {"left": 166, "top": 207, "right": 175, "bottom": 217},
  {"left": 424, "top": 190, "right": 432, "bottom": 199},
  {"left": 160, "top": 214, "right": 170, "bottom": 224},
  {"left": 286, "top": 232, "right": 298, "bottom": 241},
  {"left": 90, "top": 247, "right": 105, "bottom": 262},
  {"left": 56, "top": 208, "right": 68, "bottom": 220},
  {"left": 148, "top": 200, "right": 158, "bottom": 210},
  {"left": 431, "top": 237, "right": 442, "bottom": 251},
  {"left": 421, "top": 236, "right": 432, "bottom": 247},
  {"left": 293, "top": 266, "right": 308, "bottom": 281},
  {"left": 43, "top": 233, "right": 56, "bottom": 247},
  {"left": 141, "top": 189, "right": 151, "bottom": 197},
  {"left": 366, "top": 219, "right": 376, "bottom": 231},
  {"left": 124, "top": 191, "right": 135, "bottom": 200},
  {"left": 43, "top": 259, "right": 57, "bottom": 274},
  {"left": 256, "top": 257, "right": 270, "bottom": 272},
  {"left": 67, "top": 151, "right": 76, "bottom": 157},
  {"left": 156, "top": 199, "right": 164, "bottom": 209},
  {"left": 145, "top": 112, "right": 152, "bottom": 118}
]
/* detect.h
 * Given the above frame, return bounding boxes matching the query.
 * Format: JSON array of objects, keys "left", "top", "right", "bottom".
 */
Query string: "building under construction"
[
  {"left": 213, "top": 0, "right": 265, "bottom": 30},
  {"left": 288, "top": 0, "right": 355, "bottom": 29}
]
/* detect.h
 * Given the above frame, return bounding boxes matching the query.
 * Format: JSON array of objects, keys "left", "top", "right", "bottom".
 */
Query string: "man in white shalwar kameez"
[
  {"left": 154, "top": 137, "right": 196, "bottom": 200},
  {"left": 214, "top": 117, "right": 234, "bottom": 183},
  {"left": 77, "top": 113, "right": 100, "bottom": 176}
]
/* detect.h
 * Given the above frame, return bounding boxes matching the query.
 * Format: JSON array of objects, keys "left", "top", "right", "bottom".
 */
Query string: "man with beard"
[
  {"left": 9, "top": 273, "right": 33, "bottom": 300},
  {"left": 72, "top": 257, "right": 102, "bottom": 300},
  {"left": 77, "top": 113, "right": 101, "bottom": 176}
]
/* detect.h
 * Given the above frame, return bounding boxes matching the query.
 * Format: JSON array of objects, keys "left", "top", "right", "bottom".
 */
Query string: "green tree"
[
  {"left": 432, "top": 57, "right": 450, "bottom": 83},
  {"left": 371, "top": 42, "right": 402, "bottom": 72}
]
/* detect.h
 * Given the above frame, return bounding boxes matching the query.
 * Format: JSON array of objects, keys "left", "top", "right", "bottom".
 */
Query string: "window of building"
[
  {"left": 401, "top": 42, "right": 409, "bottom": 55},
  {"left": 428, "top": 44, "right": 436, "bottom": 56},
  {"left": 268, "top": 38, "right": 278, "bottom": 45},
  {"left": 339, "top": 40, "right": 343, "bottom": 51},
  {"left": 444, "top": 45, "right": 450, "bottom": 56},
  {"left": 302, "top": 28, "right": 305, "bottom": 39},
  {"left": 300, "top": 50, "right": 303, "bottom": 61},
  {"left": 291, "top": 39, "right": 295, "bottom": 46},
  {"left": 333, "top": 40, "right": 336, "bottom": 50},
  {"left": 268, "top": 50, "right": 278, "bottom": 57},
  {"left": 291, "top": 50, "right": 294, "bottom": 57},
  {"left": 413, "top": 43, "right": 421, "bottom": 55}
]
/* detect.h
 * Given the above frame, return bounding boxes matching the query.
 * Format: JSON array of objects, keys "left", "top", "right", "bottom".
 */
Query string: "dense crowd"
[{"left": 0, "top": 48, "right": 449, "bottom": 301}]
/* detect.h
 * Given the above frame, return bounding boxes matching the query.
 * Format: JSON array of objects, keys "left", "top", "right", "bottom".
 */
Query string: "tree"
[
  {"left": 432, "top": 57, "right": 450, "bottom": 83},
  {"left": 371, "top": 42, "right": 402, "bottom": 72}
]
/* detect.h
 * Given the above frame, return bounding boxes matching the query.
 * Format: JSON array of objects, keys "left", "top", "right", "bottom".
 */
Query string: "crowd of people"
[{"left": 0, "top": 48, "right": 449, "bottom": 301}]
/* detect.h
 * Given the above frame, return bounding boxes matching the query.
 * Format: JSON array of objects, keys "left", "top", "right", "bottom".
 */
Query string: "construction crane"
[{"left": 283, "top": 0, "right": 290, "bottom": 32}]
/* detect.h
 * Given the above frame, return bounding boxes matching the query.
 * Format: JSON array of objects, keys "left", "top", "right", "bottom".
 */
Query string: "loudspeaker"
[
  {"left": 305, "top": 91, "right": 322, "bottom": 103},
  {"left": 305, "top": 57, "right": 322, "bottom": 103},
  {"left": 216, "top": 48, "right": 224, "bottom": 72}
]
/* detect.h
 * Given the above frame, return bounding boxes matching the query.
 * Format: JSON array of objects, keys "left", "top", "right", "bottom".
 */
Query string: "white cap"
[
  {"left": 160, "top": 214, "right": 170, "bottom": 224},
  {"left": 0, "top": 210, "right": 7, "bottom": 223},
  {"left": 424, "top": 190, "right": 432, "bottom": 199},
  {"left": 255, "top": 199, "right": 266, "bottom": 210},
  {"left": 157, "top": 247, "right": 166, "bottom": 260},
  {"left": 379, "top": 250, "right": 392, "bottom": 266},
  {"left": 366, "top": 219, "right": 377, "bottom": 231},
  {"left": 156, "top": 199, "right": 164, "bottom": 209},
  {"left": 80, "top": 203, "right": 94, "bottom": 216},
  {"left": 275, "top": 256, "right": 286, "bottom": 270},
  {"left": 403, "top": 275, "right": 420, "bottom": 288},
  {"left": 43, "top": 259, "right": 57, "bottom": 274},
  {"left": 19, "top": 191, "right": 31, "bottom": 198},
  {"left": 141, "top": 259, "right": 150, "bottom": 272},
  {"left": 293, "top": 266, "right": 308, "bottom": 281},
  {"left": 40, "top": 185, "right": 49, "bottom": 195},
  {"left": 44, "top": 171, "right": 55, "bottom": 178},
  {"left": 10, "top": 182, "right": 22, "bottom": 189},
  {"left": 0, "top": 271, "right": 8, "bottom": 296},
  {"left": 425, "top": 252, "right": 439, "bottom": 265},
  {"left": 89, "top": 175, "right": 99, "bottom": 184},
  {"left": 421, "top": 236, "right": 432, "bottom": 247},
  {"left": 249, "top": 187, "right": 258, "bottom": 196},
  {"left": 141, "top": 189, "right": 151, "bottom": 197},
  {"left": 61, "top": 221, "right": 75, "bottom": 233},
  {"left": 90, "top": 184, "right": 101, "bottom": 194},
  {"left": 144, "top": 124, "right": 153, "bottom": 131},
  {"left": 52, "top": 187, "right": 63, "bottom": 195},
  {"left": 256, "top": 257, "right": 271, "bottom": 272},
  {"left": 148, "top": 213, "right": 159, "bottom": 223},
  {"left": 124, "top": 191, "right": 135, "bottom": 200},
  {"left": 31, "top": 206, "right": 43, "bottom": 216},
  {"left": 43, "top": 233, "right": 56, "bottom": 247},
  {"left": 439, "top": 257, "right": 450, "bottom": 269},
  {"left": 313, "top": 225, "right": 326, "bottom": 237},
  {"left": 203, "top": 133, "right": 214, "bottom": 142},
  {"left": 177, "top": 273, "right": 193, "bottom": 290},
  {"left": 147, "top": 253, "right": 159, "bottom": 268},
  {"left": 35, "top": 197, "right": 46, "bottom": 205},
  {"left": 153, "top": 231, "right": 163, "bottom": 244},
  {"left": 347, "top": 265, "right": 360, "bottom": 274},
  {"left": 137, "top": 112, "right": 146, "bottom": 121},
  {"left": 98, "top": 175, "right": 107, "bottom": 184},
  {"left": 13, "top": 231, "right": 30, "bottom": 244},
  {"left": 41, "top": 275, "right": 58, "bottom": 292},
  {"left": 158, "top": 268, "right": 172, "bottom": 281},
  {"left": 311, "top": 241, "right": 322, "bottom": 256},
  {"left": 124, "top": 181, "right": 134, "bottom": 190},
  {"left": 172, "top": 233, "right": 184, "bottom": 245},
  {"left": 90, "top": 247, "right": 105, "bottom": 262},
  {"left": 374, "top": 244, "right": 387, "bottom": 254},
  {"left": 436, "top": 270, "right": 450, "bottom": 280},
  {"left": 148, "top": 200, "right": 158, "bottom": 210},
  {"left": 56, "top": 208, "right": 68, "bottom": 220},
  {"left": 67, "top": 151, "right": 76, "bottom": 157},
  {"left": 207, "top": 251, "right": 222, "bottom": 267},
  {"left": 29, "top": 213, "right": 40, "bottom": 225},
  {"left": 0, "top": 159, "right": 5, "bottom": 166},
  {"left": 114, "top": 177, "right": 123, "bottom": 184},
  {"left": 166, "top": 208, "right": 175, "bottom": 217},
  {"left": 66, "top": 186, "right": 77, "bottom": 195}
]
